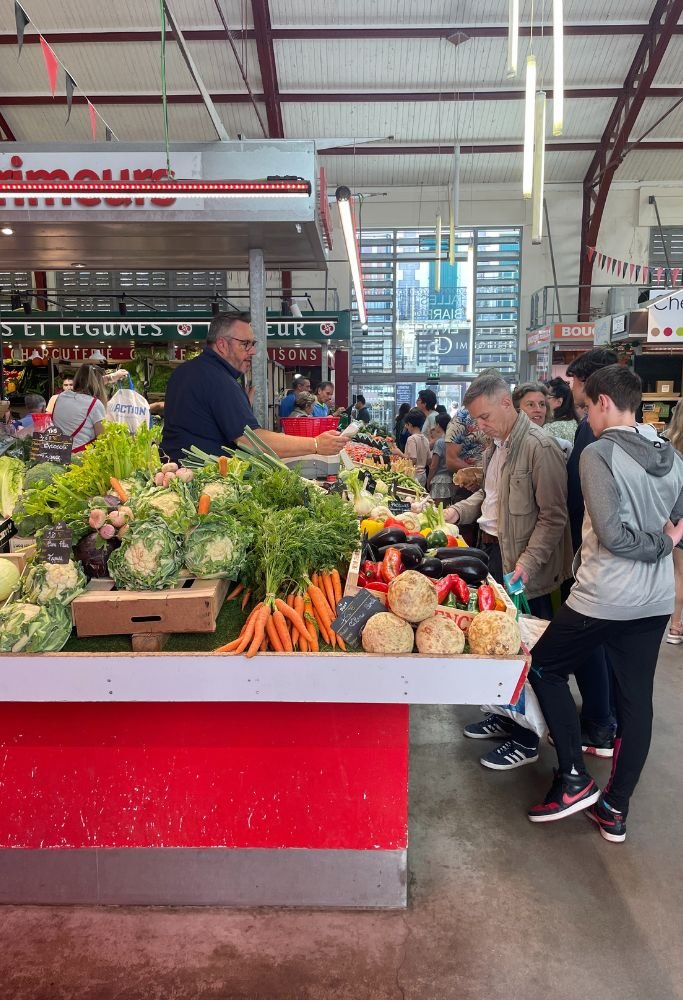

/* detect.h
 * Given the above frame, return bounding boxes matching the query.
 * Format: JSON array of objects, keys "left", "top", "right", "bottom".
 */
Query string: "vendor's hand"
[
  {"left": 315, "top": 430, "right": 345, "bottom": 455},
  {"left": 444, "top": 506, "right": 460, "bottom": 524},
  {"left": 664, "top": 519, "right": 683, "bottom": 546},
  {"left": 510, "top": 563, "right": 529, "bottom": 587}
]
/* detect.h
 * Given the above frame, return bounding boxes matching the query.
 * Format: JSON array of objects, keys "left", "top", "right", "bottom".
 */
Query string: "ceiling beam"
[
  {"left": 1, "top": 86, "right": 681, "bottom": 107},
  {"left": 1, "top": 23, "right": 682, "bottom": 45},
  {"left": 251, "top": 0, "right": 284, "bottom": 137},
  {"left": 578, "top": 0, "right": 683, "bottom": 320},
  {"left": 0, "top": 110, "right": 16, "bottom": 140},
  {"left": 318, "top": 140, "right": 683, "bottom": 155}
]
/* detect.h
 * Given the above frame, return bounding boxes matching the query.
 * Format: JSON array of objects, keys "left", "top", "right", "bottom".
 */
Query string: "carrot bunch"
[{"left": 215, "top": 568, "right": 345, "bottom": 656}]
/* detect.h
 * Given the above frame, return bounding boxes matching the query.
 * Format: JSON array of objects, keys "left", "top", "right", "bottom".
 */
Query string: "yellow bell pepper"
[
  {"left": 455, "top": 536, "right": 468, "bottom": 547},
  {"left": 360, "top": 518, "right": 385, "bottom": 537}
]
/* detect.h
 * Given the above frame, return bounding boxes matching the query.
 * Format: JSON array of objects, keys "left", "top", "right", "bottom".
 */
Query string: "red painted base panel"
[{"left": 0, "top": 703, "right": 409, "bottom": 851}]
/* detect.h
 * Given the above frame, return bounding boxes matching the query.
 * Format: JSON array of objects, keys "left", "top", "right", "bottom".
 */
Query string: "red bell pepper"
[
  {"left": 477, "top": 584, "right": 496, "bottom": 611},
  {"left": 380, "top": 547, "right": 404, "bottom": 583},
  {"left": 364, "top": 580, "right": 389, "bottom": 594},
  {"left": 435, "top": 576, "right": 453, "bottom": 604},
  {"left": 446, "top": 535, "right": 460, "bottom": 547},
  {"left": 451, "top": 574, "right": 470, "bottom": 606},
  {"left": 361, "top": 560, "right": 382, "bottom": 582},
  {"left": 382, "top": 517, "right": 407, "bottom": 530}
]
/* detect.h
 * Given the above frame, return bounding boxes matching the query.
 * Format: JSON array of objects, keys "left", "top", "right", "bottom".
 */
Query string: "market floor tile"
[{"left": 0, "top": 641, "right": 682, "bottom": 1000}]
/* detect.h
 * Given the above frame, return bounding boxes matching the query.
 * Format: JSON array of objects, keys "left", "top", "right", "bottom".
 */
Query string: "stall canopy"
[{"left": 0, "top": 141, "right": 326, "bottom": 270}]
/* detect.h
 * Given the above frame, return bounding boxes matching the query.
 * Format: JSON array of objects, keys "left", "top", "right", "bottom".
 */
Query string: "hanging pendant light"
[
  {"left": 552, "top": 0, "right": 564, "bottom": 136},
  {"left": 522, "top": 55, "right": 537, "bottom": 198},
  {"left": 450, "top": 146, "right": 460, "bottom": 266},
  {"left": 531, "top": 91, "right": 546, "bottom": 244},
  {"left": 336, "top": 186, "right": 367, "bottom": 327},
  {"left": 435, "top": 214, "right": 442, "bottom": 293},
  {"left": 507, "top": 0, "right": 520, "bottom": 77}
]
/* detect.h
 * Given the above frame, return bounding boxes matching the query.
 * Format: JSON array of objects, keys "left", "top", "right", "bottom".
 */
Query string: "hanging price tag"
[
  {"left": 30, "top": 426, "right": 73, "bottom": 465},
  {"left": 39, "top": 522, "right": 73, "bottom": 564}
]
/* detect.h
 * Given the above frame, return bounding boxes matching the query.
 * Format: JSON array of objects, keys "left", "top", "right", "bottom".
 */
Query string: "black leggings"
[{"left": 529, "top": 605, "right": 668, "bottom": 814}]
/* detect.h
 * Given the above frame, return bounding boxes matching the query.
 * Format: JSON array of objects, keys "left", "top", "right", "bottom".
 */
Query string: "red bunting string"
[
  {"left": 88, "top": 102, "right": 97, "bottom": 140},
  {"left": 39, "top": 35, "right": 59, "bottom": 96},
  {"left": 585, "top": 246, "right": 681, "bottom": 286}
]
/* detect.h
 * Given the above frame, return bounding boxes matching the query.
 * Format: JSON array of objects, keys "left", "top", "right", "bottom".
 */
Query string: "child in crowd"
[
  {"left": 427, "top": 412, "right": 455, "bottom": 501},
  {"left": 527, "top": 365, "right": 683, "bottom": 841},
  {"left": 402, "top": 407, "right": 431, "bottom": 487}
]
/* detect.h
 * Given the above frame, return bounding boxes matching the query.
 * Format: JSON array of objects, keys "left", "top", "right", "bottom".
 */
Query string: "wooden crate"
[
  {"left": 344, "top": 549, "right": 517, "bottom": 625},
  {"left": 71, "top": 576, "right": 231, "bottom": 652},
  {"left": 0, "top": 552, "right": 28, "bottom": 574}
]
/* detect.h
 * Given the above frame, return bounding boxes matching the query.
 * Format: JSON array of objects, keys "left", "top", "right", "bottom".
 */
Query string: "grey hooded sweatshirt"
[{"left": 568, "top": 426, "right": 683, "bottom": 620}]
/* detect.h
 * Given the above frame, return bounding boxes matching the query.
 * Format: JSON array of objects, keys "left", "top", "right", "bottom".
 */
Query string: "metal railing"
[{"left": 529, "top": 283, "right": 649, "bottom": 329}]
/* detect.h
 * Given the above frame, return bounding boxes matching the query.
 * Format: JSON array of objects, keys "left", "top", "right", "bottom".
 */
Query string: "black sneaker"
[
  {"left": 480, "top": 739, "right": 539, "bottom": 770},
  {"left": 586, "top": 795, "right": 627, "bottom": 843},
  {"left": 581, "top": 724, "right": 615, "bottom": 759},
  {"left": 527, "top": 770, "right": 600, "bottom": 823},
  {"left": 464, "top": 713, "right": 515, "bottom": 740}
]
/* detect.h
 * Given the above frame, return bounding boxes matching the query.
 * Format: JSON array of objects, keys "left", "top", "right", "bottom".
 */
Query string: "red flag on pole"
[
  {"left": 39, "top": 35, "right": 59, "bottom": 96},
  {"left": 587, "top": 246, "right": 595, "bottom": 263},
  {"left": 88, "top": 101, "right": 97, "bottom": 140}
]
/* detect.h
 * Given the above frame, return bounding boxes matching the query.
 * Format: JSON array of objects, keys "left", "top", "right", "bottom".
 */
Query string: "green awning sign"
[{"left": 0, "top": 311, "right": 350, "bottom": 343}]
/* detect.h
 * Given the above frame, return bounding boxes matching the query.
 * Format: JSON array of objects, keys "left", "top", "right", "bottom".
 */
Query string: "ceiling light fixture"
[
  {"left": 522, "top": 54, "right": 537, "bottom": 198},
  {"left": 552, "top": 0, "right": 564, "bottom": 135},
  {"left": 435, "top": 214, "right": 442, "bottom": 293},
  {"left": 335, "top": 186, "right": 367, "bottom": 327},
  {"left": 1, "top": 226, "right": 13, "bottom": 236},
  {"left": 447, "top": 31, "right": 470, "bottom": 47},
  {"left": 71, "top": 262, "right": 86, "bottom": 269},
  {"left": 532, "top": 91, "right": 547, "bottom": 244},
  {"left": 0, "top": 179, "right": 312, "bottom": 200},
  {"left": 507, "top": 0, "right": 520, "bottom": 77}
]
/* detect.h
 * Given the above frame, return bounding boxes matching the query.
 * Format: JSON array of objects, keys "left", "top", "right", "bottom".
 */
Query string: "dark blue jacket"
[
  {"left": 567, "top": 417, "right": 595, "bottom": 552},
  {"left": 160, "top": 348, "right": 259, "bottom": 462}
]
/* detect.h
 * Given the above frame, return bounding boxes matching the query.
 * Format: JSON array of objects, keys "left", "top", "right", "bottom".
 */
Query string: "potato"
[
  {"left": 362, "top": 612, "right": 415, "bottom": 654},
  {"left": 387, "top": 570, "right": 438, "bottom": 623},
  {"left": 415, "top": 615, "right": 466, "bottom": 655},
  {"left": 467, "top": 611, "right": 521, "bottom": 656}
]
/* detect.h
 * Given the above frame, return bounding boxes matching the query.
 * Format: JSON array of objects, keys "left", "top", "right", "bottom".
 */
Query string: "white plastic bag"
[
  {"left": 480, "top": 615, "right": 551, "bottom": 738},
  {"left": 106, "top": 376, "right": 150, "bottom": 432}
]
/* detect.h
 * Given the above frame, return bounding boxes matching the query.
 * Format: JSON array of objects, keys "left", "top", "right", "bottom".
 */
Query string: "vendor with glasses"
[{"left": 161, "top": 312, "right": 344, "bottom": 462}]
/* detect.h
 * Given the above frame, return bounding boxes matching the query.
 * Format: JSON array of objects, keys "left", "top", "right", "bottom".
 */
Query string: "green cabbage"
[
  {"left": 0, "top": 455, "right": 24, "bottom": 518},
  {"left": 131, "top": 479, "right": 197, "bottom": 535},
  {"left": 107, "top": 517, "right": 183, "bottom": 590},
  {"left": 0, "top": 601, "right": 73, "bottom": 653},
  {"left": 21, "top": 558, "right": 87, "bottom": 605},
  {"left": 183, "top": 514, "right": 248, "bottom": 579},
  {"left": 23, "top": 461, "right": 67, "bottom": 489}
]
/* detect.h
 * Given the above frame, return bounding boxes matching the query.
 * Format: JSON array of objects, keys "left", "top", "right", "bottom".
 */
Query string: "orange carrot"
[
  {"left": 274, "top": 598, "right": 309, "bottom": 641},
  {"left": 331, "top": 568, "right": 343, "bottom": 606},
  {"left": 334, "top": 632, "right": 346, "bottom": 651},
  {"left": 214, "top": 601, "right": 263, "bottom": 652},
  {"left": 304, "top": 598, "right": 319, "bottom": 652},
  {"left": 307, "top": 586, "right": 332, "bottom": 644},
  {"left": 232, "top": 616, "right": 257, "bottom": 655},
  {"left": 197, "top": 493, "right": 211, "bottom": 516},
  {"left": 246, "top": 604, "right": 270, "bottom": 658},
  {"left": 215, "top": 637, "right": 241, "bottom": 652},
  {"left": 260, "top": 638, "right": 268, "bottom": 652},
  {"left": 266, "top": 611, "right": 284, "bottom": 651},
  {"left": 293, "top": 594, "right": 307, "bottom": 650},
  {"left": 273, "top": 609, "right": 293, "bottom": 652},
  {"left": 226, "top": 582, "right": 244, "bottom": 601},
  {"left": 110, "top": 476, "right": 129, "bottom": 502},
  {"left": 311, "top": 572, "right": 320, "bottom": 589},
  {"left": 218, "top": 455, "right": 228, "bottom": 477},
  {"left": 321, "top": 572, "right": 336, "bottom": 614},
  {"left": 240, "top": 588, "right": 252, "bottom": 611}
]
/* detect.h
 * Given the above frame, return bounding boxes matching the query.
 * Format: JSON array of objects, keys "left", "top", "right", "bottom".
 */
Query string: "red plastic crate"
[{"left": 280, "top": 416, "right": 339, "bottom": 436}]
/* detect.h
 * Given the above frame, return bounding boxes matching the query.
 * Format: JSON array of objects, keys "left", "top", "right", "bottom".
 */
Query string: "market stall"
[{"left": 526, "top": 321, "right": 595, "bottom": 381}]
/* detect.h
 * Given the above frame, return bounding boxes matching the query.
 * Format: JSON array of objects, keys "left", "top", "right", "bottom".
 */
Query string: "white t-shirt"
[
  {"left": 51, "top": 391, "right": 106, "bottom": 450},
  {"left": 478, "top": 438, "right": 507, "bottom": 536}
]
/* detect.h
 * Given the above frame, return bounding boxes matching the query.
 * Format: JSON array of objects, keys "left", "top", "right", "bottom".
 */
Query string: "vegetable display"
[
  {"left": 131, "top": 479, "right": 197, "bottom": 535},
  {"left": 21, "top": 558, "right": 86, "bottom": 605},
  {"left": 0, "top": 557, "right": 21, "bottom": 601},
  {"left": 0, "top": 455, "right": 24, "bottom": 518},
  {"left": 107, "top": 517, "right": 184, "bottom": 591},
  {"left": 183, "top": 514, "right": 248, "bottom": 580},
  {"left": 467, "top": 611, "right": 522, "bottom": 657},
  {"left": 0, "top": 601, "right": 73, "bottom": 653}
]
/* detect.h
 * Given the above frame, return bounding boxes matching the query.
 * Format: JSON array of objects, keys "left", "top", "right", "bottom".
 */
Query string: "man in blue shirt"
[
  {"left": 279, "top": 375, "right": 311, "bottom": 420},
  {"left": 161, "top": 313, "right": 344, "bottom": 462}
]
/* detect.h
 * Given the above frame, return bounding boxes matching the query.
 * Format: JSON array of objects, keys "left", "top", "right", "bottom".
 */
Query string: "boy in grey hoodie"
[{"left": 526, "top": 365, "right": 683, "bottom": 840}]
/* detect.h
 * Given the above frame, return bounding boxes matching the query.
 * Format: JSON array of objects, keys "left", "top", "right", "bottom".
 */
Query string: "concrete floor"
[{"left": 1, "top": 642, "right": 682, "bottom": 1000}]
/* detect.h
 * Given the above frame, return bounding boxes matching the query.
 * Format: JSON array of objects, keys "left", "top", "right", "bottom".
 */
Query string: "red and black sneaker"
[
  {"left": 586, "top": 795, "right": 627, "bottom": 843},
  {"left": 528, "top": 770, "right": 600, "bottom": 823}
]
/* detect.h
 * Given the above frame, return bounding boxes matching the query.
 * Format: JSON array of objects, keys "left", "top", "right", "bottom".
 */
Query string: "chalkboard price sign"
[
  {"left": 387, "top": 499, "right": 412, "bottom": 515},
  {"left": 39, "top": 522, "right": 73, "bottom": 564},
  {"left": 332, "top": 590, "right": 385, "bottom": 647},
  {"left": 30, "top": 426, "right": 73, "bottom": 465}
]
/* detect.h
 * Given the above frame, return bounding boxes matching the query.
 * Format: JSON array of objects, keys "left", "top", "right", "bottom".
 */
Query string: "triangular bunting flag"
[
  {"left": 15, "top": 1, "right": 30, "bottom": 56},
  {"left": 629, "top": 263, "right": 635, "bottom": 281},
  {"left": 65, "top": 72, "right": 76, "bottom": 124},
  {"left": 611, "top": 258, "right": 618, "bottom": 274},
  {"left": 87, "top": 101, "right": 97, "bottom": 140},
  {"left": 634, "top": 265, "right": 641, "bottom": 283},
  {"left": 39, "top": 36, "right": 59, "bottom": 96},
  {"left": 606, "top": 256, "right": 612, "bottom": 271},
  {"left": 105, "top": 126, "right": 112, "bottom": 142},
  {"left": 673, "top": 268, "right": 681, "bottom": 286},
  {"left": 598, "top": 253, "right": 605, "bottom": 270},
  {"left": 655, "top": 266, "right": 664, "bottom": 284},
  {"left": 643, "top": 266, "right": 649, "bottom": 284},
  {"left": 587, "top": 246, "right": 595, "bottom": 263}
]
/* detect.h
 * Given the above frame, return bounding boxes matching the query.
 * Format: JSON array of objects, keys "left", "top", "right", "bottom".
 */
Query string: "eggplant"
[
  {"left": 404, "top": 533, "right": 428, "bottom": 553},
  {"left": 414, "top": 557, "right": 445, "bottom": 579},
  {"left": 433, "top": 546, "right": 489, "bottom": 565},
  {"left": 370, "top": 527, "right": 407, "bottom": 549},
  {"left": 377, "top": 542, "right": 425, "bottom": 569},
  {"left": 439, "top": 556, "right": 488, "bottom": 586}
]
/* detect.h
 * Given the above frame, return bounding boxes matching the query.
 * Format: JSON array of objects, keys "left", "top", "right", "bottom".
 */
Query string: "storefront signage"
[
  {"left": 0, "top": 311, "right": 350, "bottom": 345},
  {"left": 553, "top": 323, "right": 594, "bottom": 341},
  {"left": 267, "top": 345, "right": 322, "bottom": 366},
  {"left": 612, "top": 314, "right": 627, "bottom": 337},
  {"left": 647, "top": 288, "right": 683, "bottom": 343},
  {"left": 0, "top": 152, "right": 199, "bottom": 209},
  {"left": 527, "top": 326, "right": 552, "bottom": 350},
  {"left": 416, "top": 329, "right": 469, "bottom": 366}
]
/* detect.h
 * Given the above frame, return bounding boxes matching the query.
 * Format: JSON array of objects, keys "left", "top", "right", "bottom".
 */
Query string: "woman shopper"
[
  {"left": 290, "top": 391, "right": 317, "bottom": 418},
  {"left": 545, "top": 377, "right": 579, "bottom": 442},
  {"left": 51, "top": 363, "right": 107, "bottom": 452},
  {"left": 663, "top": 399, "right": 683, "bottom": 643},
  {"left": 512, "top": 382, "right": 548, "bottom": 427},
  {"left": 427, "top": 413, "right": 455, "bottom": 501},
  {"left": 394, "top": 402, "right": 411, "bottom": 449}
]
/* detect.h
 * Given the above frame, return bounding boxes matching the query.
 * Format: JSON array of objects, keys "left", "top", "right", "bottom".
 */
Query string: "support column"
[{"left": 249, "top": 248, "right": 268, "bottom": 428}]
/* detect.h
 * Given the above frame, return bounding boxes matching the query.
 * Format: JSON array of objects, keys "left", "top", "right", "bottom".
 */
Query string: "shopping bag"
[
  {"left": 480, "top": 614, "right": 550, "bottom": 738},
  {"left": 106, "top": 375, "right": 150, "bottom": 432}
]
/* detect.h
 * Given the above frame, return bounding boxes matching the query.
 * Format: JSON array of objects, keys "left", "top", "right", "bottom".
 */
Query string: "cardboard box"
[{"left": 656, "top": 381, "right": 674, "bottom": 395}]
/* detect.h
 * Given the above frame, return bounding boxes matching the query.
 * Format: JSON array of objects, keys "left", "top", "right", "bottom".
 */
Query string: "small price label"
[
  {"left": 387, "top": 500, "right": 412, "bottom": 515},
  {"left": 30, "top": 426, "right": 73, "bottom": 465},
  {"left": 332, "top": 590, "right": 385, "bottom": 647},
  {"left": 39, "top": 522, "right": 73, "bottom": 564}
]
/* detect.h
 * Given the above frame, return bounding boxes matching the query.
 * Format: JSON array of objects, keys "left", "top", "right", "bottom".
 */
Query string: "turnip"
[
  {"left": 88, "top": 508, "right": 106, "bottom": 530},
  {"left": 98, "top": 523, "right": 116, "bottom": 541},
  {"left": 175, "top": 467, "right": 194, "bottom": 483},
  {"left": 161, "top": 462, "right": 179, "bottom": 474},
  {"left": 153, "top": 472, "right": 165, "bottom": 487}
]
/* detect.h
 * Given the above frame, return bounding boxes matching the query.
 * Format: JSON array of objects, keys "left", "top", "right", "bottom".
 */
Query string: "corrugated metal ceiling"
[{"left": 0, "top": 0, "right": 679, "bottom": 189}]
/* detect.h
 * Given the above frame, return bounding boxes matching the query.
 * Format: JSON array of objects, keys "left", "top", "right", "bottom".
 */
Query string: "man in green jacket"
[{"left": 445, "top": 372, "right": 573, "bottom": 770}]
